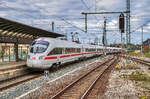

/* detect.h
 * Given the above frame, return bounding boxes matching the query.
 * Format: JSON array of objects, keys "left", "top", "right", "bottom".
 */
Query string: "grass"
[
  {"left": 120, "top": 71, "right": 150, "bottom": 98},
  {"left": 144, "top": 52, "right": 150, "bottom": 58},
  {"left": 140, "top": 96, "right": 150, "bottom": 99},
  {"left": 127, "top": 51, "right": 150, "bottom": 58},
  {"left": 120, "top": 70, "right": 150, "bottom": 81},
  {"left": 127, "top": 51, "right": 143, "bottom": 57},
  {"left": 119, "top": 74, "right": 128, "bottom": 78},
  {"left": 121, "top": 64, "right": 140, "bottom": 70},
  {"left": 129, "top": 71, "right": 150, "bottom": 81}
]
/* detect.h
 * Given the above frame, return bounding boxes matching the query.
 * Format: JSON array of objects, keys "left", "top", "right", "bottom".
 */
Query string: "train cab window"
[{"left": 30, "top": 40, "right": 49, "bottom": 53}]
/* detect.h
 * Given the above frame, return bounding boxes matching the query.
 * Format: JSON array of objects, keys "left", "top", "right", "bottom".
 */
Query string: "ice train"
[{"left": 27, "top": 37, "right": 121, "bottom": 70}]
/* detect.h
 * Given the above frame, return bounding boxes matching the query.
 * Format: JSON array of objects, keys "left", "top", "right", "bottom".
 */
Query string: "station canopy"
[{"left": 0, "top": 17, "right": 64, "bottom": 44}]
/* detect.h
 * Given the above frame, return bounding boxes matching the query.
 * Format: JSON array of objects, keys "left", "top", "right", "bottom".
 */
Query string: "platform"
[
  {"left": 0, "top": 61, "right": 26, "bottom": 71},
  {"left": 0, "top": 61, "right": 28, "bottom": 82}
]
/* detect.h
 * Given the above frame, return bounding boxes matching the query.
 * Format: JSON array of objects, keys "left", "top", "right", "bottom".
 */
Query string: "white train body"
[{"left": 27, "top": 37, "right": 121, "bottom": 70}]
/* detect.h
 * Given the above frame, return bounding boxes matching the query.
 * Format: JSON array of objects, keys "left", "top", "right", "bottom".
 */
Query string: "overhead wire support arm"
[
  {"left": 81, "top": 11, "right": 129, "bottom": 33},
  {"left": 81, "top": 11, "right": 129, "bottom": 15}
]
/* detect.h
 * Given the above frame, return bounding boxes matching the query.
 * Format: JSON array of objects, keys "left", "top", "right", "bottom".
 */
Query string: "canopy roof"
[{"left": 0, "top": 17, "right": 64, "bottom": 44}]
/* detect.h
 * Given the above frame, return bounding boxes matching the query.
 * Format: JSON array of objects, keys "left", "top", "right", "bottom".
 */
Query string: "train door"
[{"left": 81, "top": 45, "right": 85, "bottom": 58}]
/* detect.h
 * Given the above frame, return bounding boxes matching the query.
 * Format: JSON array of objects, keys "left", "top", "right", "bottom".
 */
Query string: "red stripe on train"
[
  {"left": 44, "top": 52, "right": 100, "bottom": 60},
  {"left": 44, "top": 56, "right": 57, "bottom": 60},
  {"left": 60, "top": 55, "right": 71, "bottom": 58},
  {"left": 71, "top": 53, "right": 82, "bottom": 56}
]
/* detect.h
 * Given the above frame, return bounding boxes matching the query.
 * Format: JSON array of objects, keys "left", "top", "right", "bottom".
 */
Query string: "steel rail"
[
  {"left": 0, "top": 73, "right": 43, "bottom": 92},
  {"left": 51, "top": 57, "right": 115, "bottom": 99},
  {"left": 124, "top": 56, "right": 150, "bottom": 66},
  {"left": 81, "top": 57, "right": 118, "bottom": 99}
]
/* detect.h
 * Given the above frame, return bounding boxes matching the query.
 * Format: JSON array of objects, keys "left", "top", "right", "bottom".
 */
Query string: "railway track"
[
  {"left": 123, "top": 56, "right": 150, "bottom": 66},
  {"left": 0, "top": 55, "right": 115, "bottom": 96},
  {"left": 0, "top": 64, "right": 30, "bottom": 82},
  {"left": 0, "top": 72, "right": 43, "bottom": 92},
  {"left": 50, "top": 56, "right": 118, "bottom": 99},
  {"left": 0, "top": 56, "right": 103, "bottom": 93}
]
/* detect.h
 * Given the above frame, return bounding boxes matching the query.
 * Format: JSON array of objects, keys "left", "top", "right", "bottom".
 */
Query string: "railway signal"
[
  {"left": 119, "top": 13, "right": 125, "bottom": 33},
  {"left": 119, "top": 13, "right": 125, "bottom": 57}
]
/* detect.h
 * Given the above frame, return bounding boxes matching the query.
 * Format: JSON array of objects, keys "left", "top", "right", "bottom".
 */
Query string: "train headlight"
[{"left": 39, "top": 56, "right": 44, "bottom": 60}]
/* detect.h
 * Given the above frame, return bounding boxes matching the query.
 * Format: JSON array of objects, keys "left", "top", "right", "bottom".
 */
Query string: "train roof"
[{"left": 35, "top": 37, "right": 120, "bottom": 50}]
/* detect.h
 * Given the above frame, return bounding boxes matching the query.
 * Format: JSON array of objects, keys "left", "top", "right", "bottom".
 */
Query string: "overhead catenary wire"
[
  {"left": 58, "top": 18, "right": 86, "bottom": 32},
  {"left": 131, "top": 20, "right": 150, "bottom": 33},
  {"left": 0, "top": 1, "right": 121, "bottom": 36},
  {"left": 0, "top": 1, "right": 104, "bottom": 35},
  {"left": 80, "top": 0, "right": 103, "bottom": 29},
  {"left": 80, "top": 0, "right": 99, "bottom": 21},
  {"left": 1, "top": 3, "right": 86, "bottom": 33},
  {"left": 33, "top": 4, "right": 89, "bottom": 33}
]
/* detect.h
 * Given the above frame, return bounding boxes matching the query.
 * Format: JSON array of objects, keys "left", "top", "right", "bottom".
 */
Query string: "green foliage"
[
  {"left": 144, "top": 52, "right": 150, "bottom": 58},
  {"left": 140, "top": 96, "right": 150, "bottom": 99},
  {"left": 127, "top": 51, "right": 143, "bottom": 57},
  {"left": 119, "top": 74, "right": 128, "bottom": 78},
  {"left": 120, "top": 71, "right": 150, "bottom": 82},
  {"left": 129, "top": 71, "right": 150, "bottom": 81},
  {"left": 121, "top": 64, "right": 140, "bottom": 70}
]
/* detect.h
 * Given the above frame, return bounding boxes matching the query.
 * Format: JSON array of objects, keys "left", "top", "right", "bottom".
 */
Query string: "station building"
[{"left": 0, "top": 17, "right": 63, "bottom": 63}]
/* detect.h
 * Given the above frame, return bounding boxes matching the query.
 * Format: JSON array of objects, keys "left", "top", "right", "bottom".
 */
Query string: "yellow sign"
[{"left": 115, "top": 65, "right": 120, "bottom": 69}]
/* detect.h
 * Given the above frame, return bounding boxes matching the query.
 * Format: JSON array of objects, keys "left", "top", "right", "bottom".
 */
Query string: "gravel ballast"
[
  {"left": 0, "top": 56, "right": 108, "bottom": 99},
  {"left": 103, "top": 56, "right": 150, "bottom": 99}
]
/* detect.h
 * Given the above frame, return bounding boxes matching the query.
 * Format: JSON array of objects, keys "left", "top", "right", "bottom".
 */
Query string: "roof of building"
[{"left": 0, "top": 17, "right": 64, "bottom": 43}]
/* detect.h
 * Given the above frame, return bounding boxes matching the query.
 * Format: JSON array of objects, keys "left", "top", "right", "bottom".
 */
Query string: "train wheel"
[
  {"left": 52, "top": 62, "right": 61, "bottom": 69},
  {"left": 57, "top": 62, "right": 61, "bottom": 68},
  {"left": 51, "top": 63, "right": 58, "bottom": 68}
]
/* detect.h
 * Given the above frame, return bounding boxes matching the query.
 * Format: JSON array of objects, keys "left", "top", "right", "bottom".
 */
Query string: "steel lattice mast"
[{"left": 126, "top": 0, "right": 131, "bottom": 44}]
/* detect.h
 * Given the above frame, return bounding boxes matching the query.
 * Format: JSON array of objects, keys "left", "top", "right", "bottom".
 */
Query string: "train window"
[
  {"left": 85, "top": 48, "right": 96, "bottom": 52},
  {"left": 85, "top": 48, "right": 88, "bottom": 52},
  {"left": 77, "top": 48, "right": 81, "bottom": 53},
  {"left": 64, "top": 48, "right": 81, "bottom": 54},
  {"left": 30, "top": 40, "right": 49, "bottom": 53},
  {"left": 65, "top": 48, "right": 81, "bottom": 54},
  {"left": 97, "top": 49, "right": 102, "bottom": 52},
  {"left": 65, "top": 48, "right": 71, "bottom": 54},
  {"left": 48, "top": 48, "right": 63, "bottom": 55}
]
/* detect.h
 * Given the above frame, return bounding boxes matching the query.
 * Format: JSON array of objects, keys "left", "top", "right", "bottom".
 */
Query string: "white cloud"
[
  {"left": 97, "top": 0, "right": 123, "bottom": 10},
  {"left": 0, "top": 0, "right": 149, "bottom": 44}
]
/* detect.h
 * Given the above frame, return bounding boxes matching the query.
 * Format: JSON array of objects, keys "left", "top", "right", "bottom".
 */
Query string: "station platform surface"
[{"left": 0, "top": 61, "right": 26, "bottom": 71}]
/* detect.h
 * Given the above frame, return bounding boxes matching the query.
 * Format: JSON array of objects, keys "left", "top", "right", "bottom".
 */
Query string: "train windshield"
[{"left": 30, "top": 40, "right": 49, "bottom": 53}]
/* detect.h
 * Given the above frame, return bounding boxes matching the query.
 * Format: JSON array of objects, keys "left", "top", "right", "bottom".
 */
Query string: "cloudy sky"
[{"left": 0, "top": 0, "right": 150, "bottom": 45}]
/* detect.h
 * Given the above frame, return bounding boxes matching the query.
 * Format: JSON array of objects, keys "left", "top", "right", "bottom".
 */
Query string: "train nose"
[
  {"left": 27, "top": 56, "right": 51, "bottom": 69},
  {"left": 27, "top": 56, "right": 42, "bottom": 67}
]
